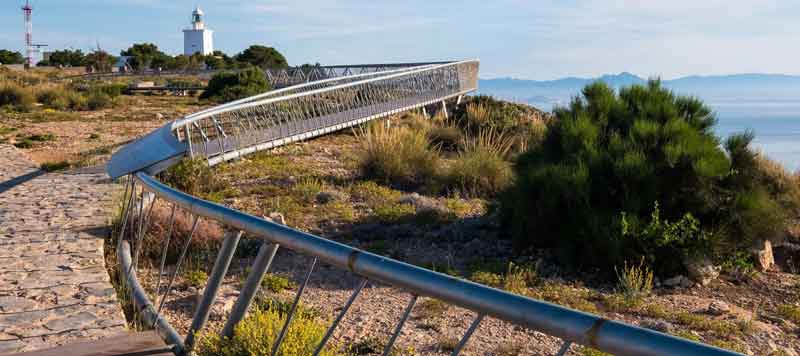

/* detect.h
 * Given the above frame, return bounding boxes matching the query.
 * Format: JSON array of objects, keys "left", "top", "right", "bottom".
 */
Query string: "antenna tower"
[
  {"left": 21, "top": 1, "right": 46, "bottom": 69},
  {"left": 22, "top": 0, "right": 33, "bottom": 67}
]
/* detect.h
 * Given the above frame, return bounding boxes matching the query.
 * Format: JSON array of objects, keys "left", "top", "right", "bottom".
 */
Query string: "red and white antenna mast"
[
  {"left": 22, "top": 0, "right": 33, "bottom": 68},
  {"left": 21, "top": 1, "right": 46, "bottom": 69}
]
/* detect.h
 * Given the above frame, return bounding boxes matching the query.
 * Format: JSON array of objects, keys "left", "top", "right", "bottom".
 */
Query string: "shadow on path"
[{"left": 0, "top": 170, "right": 46, "bottom": 195}]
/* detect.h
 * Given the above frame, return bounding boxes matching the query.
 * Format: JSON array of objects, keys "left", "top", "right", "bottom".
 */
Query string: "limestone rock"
[
  {"left": 663, "top": 275, "right": 688, "bottom": 287},
  {"left": 707, "top": 301, "right": 731, "bottom": 316},
  {"left": 684, "top": 256, "right": 720, "bottom": 286},
  {"left": 398, "top": 193, "right": 446, "bottom": 215},
  {"left": 640, "top": 319, "right": 674, "bottom": 333},
  {"left": 752, "top": 240, "right": 775, "bottom": 272},
  {"left": 264, "top": 212, "right": 286, "bottom": 225},
  {"left": 316, "top": 190, "right": 348, "bottom": 204}
]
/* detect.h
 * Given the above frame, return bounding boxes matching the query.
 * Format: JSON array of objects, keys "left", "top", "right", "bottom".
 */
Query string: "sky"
[{"left": 0, "top": 0, "right": 798, "bottom": 80}]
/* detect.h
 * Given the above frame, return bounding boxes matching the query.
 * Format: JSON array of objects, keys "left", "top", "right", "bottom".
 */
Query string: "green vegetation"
[
  {"left": 40, "top": 161, "right": 70, "bottom": 172},
  {"left": 162, "top": 157, "right": 226, "bottom": 197},
  {"left": 777, "top": 304, "right": 800, "bottom": 324},
  {"left": 469, "top": 262, "right": 539, "bottom": 296},
  {"left": 84, "top": 50, "right": 117, "bottom": 72},
  {"left": 0, "top": 49, "right": 25, "bottom": 65},
  {"left": 201, "top": 67, "right": 271, "bottom": 103},
  {"left": 615, "top": 258, "right": 653, "bottom": 305},
  {"left": 580, "top": 347, "right": 613, "bottom": 356},
  {"left": 120, "top": 43, "right": 174, "bottom": 70},
  {"left": 0, "top": 83, "right": 35, "bottom": 112},
  {"left": 356, "top": 123, "right": 440, "bottom": 188},
  {"left": 185, "top": 269, "right": 209, "bottom": 288},
  {"left": 14, "top": 133, "right": 55, "bottom": 149},
  {"left": 235, "top": 45, "right": 289, "bottom": 69},
  {"left": 501, "top": 80, "right": 800, "bottom": 275},
  {"left": 260, "top": 274, "right": 294, "bottom": 293},
  {"left": 37, "top": 49, "right": 86, "bottom": 67},
  {"left": 445, "top": 128, "right": 515, "bottom": 198},
  {"left": 198, "top": 302, "right": 341, "bottom": 356},
  {"left": 355, "top": 98, "right": 545, "bottom": 199}
]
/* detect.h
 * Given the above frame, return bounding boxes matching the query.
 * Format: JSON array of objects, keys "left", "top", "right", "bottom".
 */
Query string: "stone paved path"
[{"left": 0, "top": 145, "right": 126, "bottom": 354}]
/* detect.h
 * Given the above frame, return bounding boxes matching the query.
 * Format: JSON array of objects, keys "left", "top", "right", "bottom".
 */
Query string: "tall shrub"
[
  {"left": 501, "top": 80, "right": 761, "bottom": 273},
  {"left": 200, "top": 67, "right": 270, "bottom": 103}
]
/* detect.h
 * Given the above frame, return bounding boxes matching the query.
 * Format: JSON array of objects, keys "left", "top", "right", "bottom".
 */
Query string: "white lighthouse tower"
[{"left": 183, "top": 7, "right": 213, "bottom": 56}]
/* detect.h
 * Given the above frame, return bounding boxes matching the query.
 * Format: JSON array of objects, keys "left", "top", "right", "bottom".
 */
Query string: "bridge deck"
[{"left": 12, "top": 332, "right": 171, "bottom": 356}]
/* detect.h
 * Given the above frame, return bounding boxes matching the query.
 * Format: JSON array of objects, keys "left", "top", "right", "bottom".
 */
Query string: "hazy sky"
[{"left": 0, "top": 0, "right": 797, "bottom": 79}]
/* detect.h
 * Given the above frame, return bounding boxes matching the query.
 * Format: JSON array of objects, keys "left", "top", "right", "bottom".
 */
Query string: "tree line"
[{"left": 0, "top": 44, "right": 287, "bottom": 72}]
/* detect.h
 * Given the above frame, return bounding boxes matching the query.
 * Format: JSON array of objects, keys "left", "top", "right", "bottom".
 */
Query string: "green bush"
[
  {"left": 198, "top": 303, "right": 341, "bottom": 356},
  {"left": 0, "top": 83, "right": 34, "bottom": 112},
  {"left": 261, "top": 274, "right": 294, "bottom": 293},
  {"left": 92, "top": 83, "right": 128, "bottom": 98},
  {"left": 37, "top": 88, "right": 70, "bottom": 110},
  {"left": 185, "top": 269, "right": 209, "bottom": 288},
  {"left": 13, "top": 139, "right": 34, "bottom": 148},
  {"left": 66, "top": 91, "right": 88, "bottom": 110},
  {"left": 200, "top": 67, "right": 271, "bottom": 103},
  {"left": 40, "top": 161, "right": 70, "bottom": 172},
  {"left": 87, "top": 92, "right": 113, "bottom": 110},
  {"left": 162, "top": 158, "right": 224, "bottom": 196},
  {"left": 502, "top": 80, "right": 792, "bottom": 275},
  {"left": 453, "top": 95, "right": 547, "bottom": 133},
  {"left": 427, "top": 124, "right": 462, "bottom": 151}
]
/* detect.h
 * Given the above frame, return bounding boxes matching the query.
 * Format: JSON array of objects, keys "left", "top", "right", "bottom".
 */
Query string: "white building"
[{"left": 183, "top": 7, "right": 213, "bottom": 56}]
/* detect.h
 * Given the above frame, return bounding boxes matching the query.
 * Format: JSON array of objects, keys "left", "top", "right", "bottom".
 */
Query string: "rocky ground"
[{"left": 0, "top": 95, "right": 205, "bottom": 167}]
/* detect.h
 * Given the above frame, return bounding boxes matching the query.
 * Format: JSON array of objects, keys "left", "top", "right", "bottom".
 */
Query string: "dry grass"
[
  {"left": 445, "top": 128, "right": 515, "bottom": 198},
  {"left": 615, "top": 259, "right": 653, "bottom": 304},
  {"left": 356, "top": 121, "right": 440, "bottom": 187},
  {"left": 138, "top": 202, "right": 226, "bottom": 263},
  {"left": 465, "top": 103, "right": 492, "bottom": 129}
]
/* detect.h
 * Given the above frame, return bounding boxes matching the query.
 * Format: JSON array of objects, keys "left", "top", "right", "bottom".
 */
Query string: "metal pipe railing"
[{"left": 129, "top": 172, "right": 742, "bottom": 356}]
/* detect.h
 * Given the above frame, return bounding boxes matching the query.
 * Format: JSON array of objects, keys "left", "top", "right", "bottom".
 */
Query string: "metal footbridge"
[{"left": 101, "top": 60, "right": 741, "bottom": 356}]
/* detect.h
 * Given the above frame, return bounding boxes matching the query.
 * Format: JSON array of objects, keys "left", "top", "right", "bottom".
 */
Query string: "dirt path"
[{"left": 0, "top": 144, "right": 126, "bottom": 354}]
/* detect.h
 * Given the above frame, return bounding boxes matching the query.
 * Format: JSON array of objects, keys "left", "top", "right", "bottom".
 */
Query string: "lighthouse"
[{"left": 183, "top": 7, "right": 213, "bottom": 56}]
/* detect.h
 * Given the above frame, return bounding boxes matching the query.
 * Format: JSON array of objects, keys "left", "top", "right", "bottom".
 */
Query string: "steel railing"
[
  {"left": 108, "top": 60, "right": 743, "bottom": 356},
  {"left": 67, "top": 61, "right": 452, "bottom": 89}
]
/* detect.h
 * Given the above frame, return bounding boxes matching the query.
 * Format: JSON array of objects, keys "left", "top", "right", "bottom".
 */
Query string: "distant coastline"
[{"left": 477, "top": 73, "right": 800, "bottom": 171}]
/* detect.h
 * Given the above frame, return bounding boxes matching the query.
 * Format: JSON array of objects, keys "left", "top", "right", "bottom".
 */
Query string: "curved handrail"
[{"left": 127, "top": 171, "right": 741, "bottom": 356}]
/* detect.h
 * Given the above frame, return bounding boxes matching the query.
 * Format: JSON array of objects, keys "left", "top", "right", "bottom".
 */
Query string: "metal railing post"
[
  {"left": 184, "top": 230, "right": 243, "bottom": 351},
  {"left": 221, "top": 241, "right": 280, "bottom": 338},
  {"left": 381, "top": 295, "right": 417, "bottom": 356},
  {"left": 312, "top": 278, "right": 368, "bottom": 356},
  {"left": 450, "top": 314, "right": 484, "bottom": 356}
]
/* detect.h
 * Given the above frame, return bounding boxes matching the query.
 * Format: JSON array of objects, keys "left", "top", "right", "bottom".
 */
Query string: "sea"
[
  {"left": 711, "top": 99, "right": 800, "bottom": 172},
  {"left": 529, "top": 99, "right": 800, "bottom": 172}
]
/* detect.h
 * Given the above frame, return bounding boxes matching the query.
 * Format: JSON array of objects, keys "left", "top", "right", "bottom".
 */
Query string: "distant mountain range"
[{"left": 478, "top": 72, "right": 800, "bottom": 111}]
